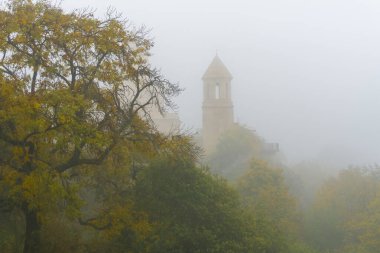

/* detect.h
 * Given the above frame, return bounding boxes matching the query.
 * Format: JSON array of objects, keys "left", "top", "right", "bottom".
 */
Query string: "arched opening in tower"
[{"left": 215, "top": 82, "right": 220, "bottom": 99}]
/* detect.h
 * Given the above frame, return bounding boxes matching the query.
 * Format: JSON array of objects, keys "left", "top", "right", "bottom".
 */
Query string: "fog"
[{"left": 63, "top": 0, "right": 380, "bottom": 166}]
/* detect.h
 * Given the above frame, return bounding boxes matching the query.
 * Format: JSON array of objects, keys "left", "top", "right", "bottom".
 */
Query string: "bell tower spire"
[{"left": 202, "top": 55, "right": 234, "bottom": 153}]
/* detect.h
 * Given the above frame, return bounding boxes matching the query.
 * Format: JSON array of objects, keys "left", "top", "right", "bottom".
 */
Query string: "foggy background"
[{"left": 62, "top": 0, "right": 380, "bottom": 167}]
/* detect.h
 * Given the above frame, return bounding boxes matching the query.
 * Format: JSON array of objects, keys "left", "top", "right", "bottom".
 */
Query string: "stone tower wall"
[{"left": 202, "top": 55, "right": 234, "bottom": 153}]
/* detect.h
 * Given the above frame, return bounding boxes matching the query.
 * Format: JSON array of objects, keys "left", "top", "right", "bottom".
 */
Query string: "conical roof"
[{"left": 202, "top": 55, "right": 232, "bottom": 80}]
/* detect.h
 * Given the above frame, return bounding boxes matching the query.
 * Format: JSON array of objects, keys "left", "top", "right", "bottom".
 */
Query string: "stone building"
[
  {"left": 151, "top": 111, "right": 181, "bottom": 135},
  {"left": 202, "top": 55, "right": 234, "bottom": 153},
  {"left": 139, "top": 90, "right": 181, "bottom": 135},
  {"left": 201, "top": 54, "right": 280, "bottom": 156}
]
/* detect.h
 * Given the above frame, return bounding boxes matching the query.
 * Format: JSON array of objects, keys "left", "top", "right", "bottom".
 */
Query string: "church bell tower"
[{"left": 202, "top": 55, "right": 234, "bottom": 153}]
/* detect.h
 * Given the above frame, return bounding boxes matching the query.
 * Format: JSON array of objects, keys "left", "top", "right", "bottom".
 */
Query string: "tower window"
[{"left": 215, "top": 82, "right": 220, "bottom": 99}]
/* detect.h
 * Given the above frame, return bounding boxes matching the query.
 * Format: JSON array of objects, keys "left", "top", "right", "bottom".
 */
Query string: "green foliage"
[
  {"left": 288, "top": 161, "right": 334, "bottom": 209},
  {"left": 39, "top": 215, "right": 84, "bottom": 253},
  {"left": 4, "top": 1, "right": 380, "bottom": 253},
  {"left": 0, "top": 0, "right": 179, "bottom": 252},
  {"left": 0, "top": 211, "right": 24, "bottom": 253},
  {"left": 206, "top": 124, "right": 263, "bottom": 180},
  {"left": 304, "top": 166, "right": 380, "bottom": 253},
  {"left": 237, "top": 159, "right": 300, "bottom": 253},
  {"left": 287, "top": 242, "right": 319, "bottom": 253},
  {"left": 131, "top": 157, "right": 255, "bottom": 253}
]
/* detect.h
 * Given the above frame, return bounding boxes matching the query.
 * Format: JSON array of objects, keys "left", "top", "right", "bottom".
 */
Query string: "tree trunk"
[{"left": 22, "top": 204, "right": 41, "bottom": 253}]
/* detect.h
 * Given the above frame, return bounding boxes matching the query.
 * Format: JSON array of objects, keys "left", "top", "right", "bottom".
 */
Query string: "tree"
[
  {"left": 304, "top": 167, "right": 379, "bottom": 253},
  {"left": 205, "top": 124, "right": 263, "bottom": 180},
  {"left": 344, "top": 189, "right": 380, "bottom": 253},
  {"left": 131, "top": 155, "right": 256, "bottom": 253},
  {"left": 237, "top": 159, "right": 300, "bottom": 252},
  {"left": 0, "top": 1, "right": 180, "bottom": 252}
]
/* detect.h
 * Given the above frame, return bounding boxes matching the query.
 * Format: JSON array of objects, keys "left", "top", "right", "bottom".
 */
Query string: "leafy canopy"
[{"left": 0, "top": 0, "right": 180, "bottom": 252}]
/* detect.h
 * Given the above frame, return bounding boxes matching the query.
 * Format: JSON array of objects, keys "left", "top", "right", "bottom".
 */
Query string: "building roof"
[{"left": 202, "top": 55, "right": 233, "bottom": 80}]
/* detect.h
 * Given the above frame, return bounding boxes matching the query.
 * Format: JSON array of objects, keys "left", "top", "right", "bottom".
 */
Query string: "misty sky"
[{"left": 62, "top": 0, "right": 380, "bottom": 166}]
